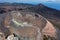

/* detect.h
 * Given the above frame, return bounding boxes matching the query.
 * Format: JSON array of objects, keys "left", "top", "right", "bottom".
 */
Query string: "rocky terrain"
[
  {"left": 0, "top": 3, "right": 60, "bottom": 29},
  {"left": 0, "top": 3, "right": 60, "bottom": 40}
]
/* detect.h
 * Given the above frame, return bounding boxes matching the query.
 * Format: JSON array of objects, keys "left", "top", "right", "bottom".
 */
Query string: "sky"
[
  {"left": 0, "top": 0, "right": 60, "bottom": 3},
  {"left": 0, "top": 0, "right": 60, "bottom": 10}
]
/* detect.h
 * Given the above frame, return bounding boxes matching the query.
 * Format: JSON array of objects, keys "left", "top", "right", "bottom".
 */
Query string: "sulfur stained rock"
[
  {"left": 4, "top": 11, "right": 47, "bottom": 31},
  {"left": 4, "top": 11, "right": 46, "bottom": 40},
  {"left": 0, "top": 11, "right": 59, "bottom": 40}
]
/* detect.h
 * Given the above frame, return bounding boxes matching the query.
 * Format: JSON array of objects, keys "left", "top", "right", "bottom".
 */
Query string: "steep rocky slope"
[{"left": 27, "top": 4, "right": 60, "bottom": 29}]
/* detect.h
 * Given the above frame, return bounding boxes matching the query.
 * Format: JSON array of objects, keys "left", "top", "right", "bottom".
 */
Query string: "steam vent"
[{"left": 0, "top": 11, "right": 60, "bottom": 40}]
